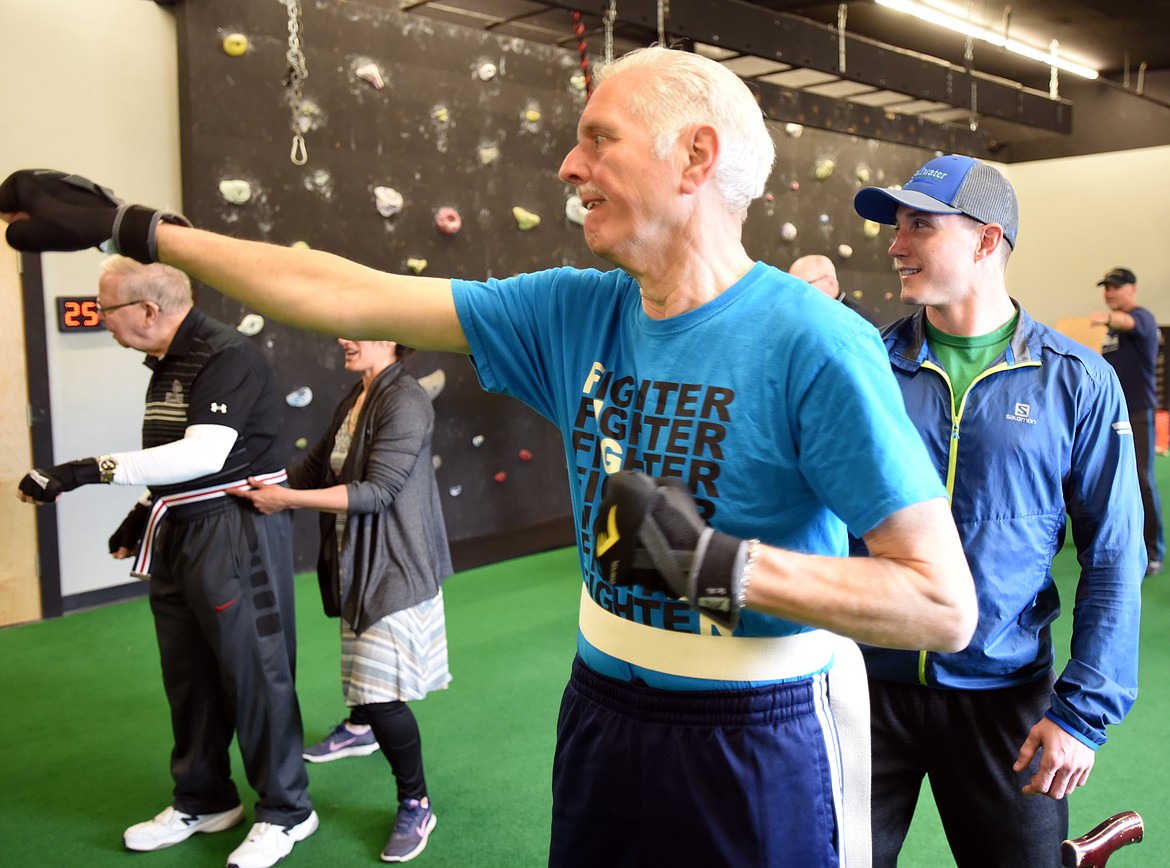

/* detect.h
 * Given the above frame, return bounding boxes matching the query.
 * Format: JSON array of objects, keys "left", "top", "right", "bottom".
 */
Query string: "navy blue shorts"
[{"left": 549, "top": 656, "right": 840, "bottom": 867}]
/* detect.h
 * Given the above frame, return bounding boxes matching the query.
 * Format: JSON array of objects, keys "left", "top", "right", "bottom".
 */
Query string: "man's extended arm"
[
  {"left": 155, "top": 224, "right": 471, "bottom": 354},
  {"left": 0, "top": 169, "right": 471, "bottom": 354}
]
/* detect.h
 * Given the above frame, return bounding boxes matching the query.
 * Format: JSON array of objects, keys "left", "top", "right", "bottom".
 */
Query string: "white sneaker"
[
  {"left": 124, "top": 804, "right": 245, "bottom": 851},
  {"left": 227, "top": 810, "right": 319, "bottom": 868}
]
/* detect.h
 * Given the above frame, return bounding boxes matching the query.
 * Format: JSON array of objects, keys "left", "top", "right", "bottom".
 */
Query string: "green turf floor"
[{"left": 1, "top": 454, "right": 1166, "bottom": 866}]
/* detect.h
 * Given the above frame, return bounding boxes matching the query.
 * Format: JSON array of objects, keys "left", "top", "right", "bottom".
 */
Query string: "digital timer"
[{"left": 55, "top": 296, "right": 106, "bottom": 333}]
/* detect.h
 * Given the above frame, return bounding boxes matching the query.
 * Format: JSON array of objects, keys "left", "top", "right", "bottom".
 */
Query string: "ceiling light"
[{"left": 875, "top": 0, "right": 1100, "bottom": 80}]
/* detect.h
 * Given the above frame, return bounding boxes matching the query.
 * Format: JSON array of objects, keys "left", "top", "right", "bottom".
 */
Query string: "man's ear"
[
  {"left": 680, "top": 124, "right": 719, "bottom": 194},
  {"left": 975, "top": 222, "right": 1005, "bottom": 261}
]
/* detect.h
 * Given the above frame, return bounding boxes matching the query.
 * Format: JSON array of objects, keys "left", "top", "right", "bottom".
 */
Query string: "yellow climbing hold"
[
  {"left": 222, "top": 33, "right": 249, "bottom": 57},
  {"left": 512, "top": 206, "right": 541, "bottom": 231}
]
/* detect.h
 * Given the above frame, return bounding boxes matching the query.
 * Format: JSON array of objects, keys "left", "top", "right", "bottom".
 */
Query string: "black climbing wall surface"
[{"left": 173, "top": 1, "right": 931, "bottom": 572}]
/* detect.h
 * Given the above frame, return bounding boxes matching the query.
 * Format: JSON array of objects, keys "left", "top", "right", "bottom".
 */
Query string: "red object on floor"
[{"left": 1157, "top": 409, "right": 1168, "bottom": 455}]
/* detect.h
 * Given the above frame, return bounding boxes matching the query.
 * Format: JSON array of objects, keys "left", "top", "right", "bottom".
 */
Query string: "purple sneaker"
[
  {"left": 303, "top": 720, "right": 379, "bottom": 763},
  {"left": 381, "top": 798, "right": 436, "bottom": 862}
]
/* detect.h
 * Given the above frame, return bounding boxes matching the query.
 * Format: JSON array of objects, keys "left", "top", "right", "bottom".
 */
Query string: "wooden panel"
[
  {"left": 1053, "top": 316, "right": 1105, "bottom": 354},
  {"left": 0, "top": 243, "right": 41, "bottom": 626}
]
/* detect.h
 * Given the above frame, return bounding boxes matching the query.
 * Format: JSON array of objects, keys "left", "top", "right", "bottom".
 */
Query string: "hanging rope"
[
  {"left": 569, "top": 11, "right": 594, "bottom": 98},
  {"left": 282, "top": 0, "right": 308, "bottom": 165}
]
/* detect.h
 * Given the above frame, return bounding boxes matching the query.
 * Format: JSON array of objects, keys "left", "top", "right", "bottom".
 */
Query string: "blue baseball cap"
[{"left": 853, "top": 154, "right": 1018, "bottom": 248}]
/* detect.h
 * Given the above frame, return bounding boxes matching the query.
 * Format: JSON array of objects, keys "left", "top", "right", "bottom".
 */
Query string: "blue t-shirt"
[
  {"left": 1101, "top": 305, "right": 1159, "bottom": 411},
  {"left": 452, "top": 262, "right": 945, "bottom": 683}
]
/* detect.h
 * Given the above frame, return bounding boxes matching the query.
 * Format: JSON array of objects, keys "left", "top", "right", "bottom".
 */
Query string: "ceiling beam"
[{"left": 539, "top": 0, "right": 1071, "bottom": 134}]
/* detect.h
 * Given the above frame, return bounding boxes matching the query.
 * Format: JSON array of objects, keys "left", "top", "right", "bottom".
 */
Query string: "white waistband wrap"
[
  {"left": 827, "top": 632, "right": 872, "bottom": 868},
  {"left": 131, "top": 469, "right": 287, "bottom": 580},
  {"left": 577, "top": 585, "right": 834, "bottom": 683},
  {"left": 577, "top": 586, "right": 871, "bottom": 867}
]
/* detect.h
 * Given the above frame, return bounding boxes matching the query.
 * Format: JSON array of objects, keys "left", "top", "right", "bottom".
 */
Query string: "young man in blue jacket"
[{"left": 853, "top": 155, "right": 1144, "bottom": 867}]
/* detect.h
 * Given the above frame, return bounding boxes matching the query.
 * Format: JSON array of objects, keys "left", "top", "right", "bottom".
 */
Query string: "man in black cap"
[
  {"left": 1091, "top": 267, "right": 1164, "bottom": 576},
  {"left": 852, "top": 154, "right": 1144, "bottom": 867}
]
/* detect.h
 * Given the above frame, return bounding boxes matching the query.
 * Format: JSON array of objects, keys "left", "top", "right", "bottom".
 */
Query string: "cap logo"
[{"left": 913, "top": 168, "right": 948, "bottom": 181}]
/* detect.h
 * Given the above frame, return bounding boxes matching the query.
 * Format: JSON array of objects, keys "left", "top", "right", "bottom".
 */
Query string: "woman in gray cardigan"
[{"left": 232, "top": 338, "right": 452, "bottom": 864}]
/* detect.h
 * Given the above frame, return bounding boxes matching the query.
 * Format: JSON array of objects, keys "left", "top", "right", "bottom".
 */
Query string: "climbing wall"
[{"left": 173, "top": 1, "right": 930, "bottom": 571}]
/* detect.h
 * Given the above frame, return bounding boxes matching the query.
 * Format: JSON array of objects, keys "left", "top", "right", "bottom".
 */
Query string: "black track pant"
[
  {"left": 149, "top": 499, "right": 312, "bottom": 826},
  {"left": 869, "top": 674, "right": 1067, "bottom": 868}
]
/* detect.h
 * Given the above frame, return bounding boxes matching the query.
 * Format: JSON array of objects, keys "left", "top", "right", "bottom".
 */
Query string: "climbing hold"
[
  {"left": 476, "top": 61, "right": 498, "bottom": 81},
  {"left": 818, "top": 213, "right": 831, "bottom": 225},
  {"left": 852, "top": 290, "right": 864, "bottom": 301},
  {"left": 884, "top": 291, "right": 895, "bottom": 301},
  {"left": 406, "top": 258, "right": 428, "bottom": 275},
  {"left": 286, "top": 387, "right": 313, "bottom": 408},
  {"left": 764, "top": 193, "right": 775, "bottom": 203},
  {"left": 472, "top": 435, "right": 485, "bottom": 447},
  {"left": 855, "top": 164, "right": 872, "bottom": 184},
  {"left": 518, "top": 449, "right": 533, "bottom": 462},
  {"left": 290, "top": 240, "right": 310, "bottom": 249},
  {"left": 222, "top": 33, "right": 249, "bottom": 57},
  {"left": 565, "top": 195, "right": 587, "bottom": 226},
  {"left": 354, "top": 62, "right": 385, "bottom": 90},
  {"left": 512, "top": 206, "right": 541, "bottom": 231},
  {"left": 493, "top": 471, "right": 507, "bottom": 484},
  {"left": 448, "top": 485, "right": 463, "bottom": 497},
  {"left": 478, "top": 143, "right": 500, "bottom": 166},
  {"left": 780, "top": 222, "right": 798, "bottom": 242},
  {"left": 374, "top": 186, "right": 404, "bottom": 218},
  {"left": 435, "top": 207, "right": 462, "bottom": 235},
  {"left": 785, "top": 123, "right": 804, "bottom": 138},
  {"left": 417, "top": 368, "right": 446, "bottom": 401},
  {"left": 432, "top": 454, "right": 442, "bottom": 470},
  {"left": 237, "top": 314, "right": 265, "bottom": 336},
  {"left": 432, "top": 105, "right": 450, "bottom": 124},
  {"left": 295, "top": 437, "right": 309, "bottom": 450},
  {"left": 789, "top": 181, "right": 800, "bottom": 191},
  {"left": 524, "top": 108, "right": 542, "bottom": 124},
  {"left": 863, "top": 220, "right": 882, "bottom": 239},
  {"left": 815, "top": 159, "right": 835, "bottom": 181},
  {"left": 838, "top": 244, "right": 854, "bottom": 259},
  {"left": 219, "top": 179, "right": 252, "bottom": 205}
]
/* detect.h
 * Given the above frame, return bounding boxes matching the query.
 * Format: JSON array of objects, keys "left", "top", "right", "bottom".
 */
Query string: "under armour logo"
[{"left": 210, "top": 402, "right": 227, "bottom": 413}]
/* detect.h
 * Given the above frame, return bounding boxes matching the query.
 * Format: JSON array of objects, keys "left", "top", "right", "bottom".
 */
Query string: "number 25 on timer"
[{"left": 56, "top": 297, "right": 105, "bottom": 332}]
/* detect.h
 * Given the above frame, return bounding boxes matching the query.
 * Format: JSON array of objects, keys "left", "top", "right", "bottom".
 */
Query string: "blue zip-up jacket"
[{"left": 862, "top": 303, "right": 1143, "bottom": 749}]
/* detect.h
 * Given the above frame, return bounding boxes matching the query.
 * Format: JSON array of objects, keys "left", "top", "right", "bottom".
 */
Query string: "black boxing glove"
[
  {"left": 0, "top": 169, "right": 190, "bottom": 263},
  {"left": 592, "top": 470, "right": 757, "bottom": 629},
  {"left": 109, "top": 501, "right": 151, "bottom": 555},
  {"left": 18, "top": 458, "right": 102, "bottom": 503}
]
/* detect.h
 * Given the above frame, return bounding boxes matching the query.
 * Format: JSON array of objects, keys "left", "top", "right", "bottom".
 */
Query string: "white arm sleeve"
[{"left": 107, "top": 424, "right": 239, "bottom": 486}]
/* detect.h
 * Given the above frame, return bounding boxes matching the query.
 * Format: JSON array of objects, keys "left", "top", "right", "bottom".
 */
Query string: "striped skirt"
[{"left": 339, "top": 591, "right": 452, "bottom": 705}]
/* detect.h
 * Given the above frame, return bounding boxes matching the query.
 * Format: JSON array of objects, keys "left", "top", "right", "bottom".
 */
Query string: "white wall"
[
  {"left": 1, "top": 0, "right": 181, "bottom": 597},
  {"left": 1005, "top": 146, "right": 1170, "bottom": 326}
]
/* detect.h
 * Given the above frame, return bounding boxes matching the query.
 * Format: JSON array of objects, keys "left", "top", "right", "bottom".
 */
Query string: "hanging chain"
[
  {"left": 283, "top": 0, "right": 308, "bottom": 165},
  {"left": 603, "top": 0, "right": 617, "bottom": 64},
  {"left": 964, "top": 1, "right": 978, "bottom": 131},
  {"left": 1048, "top": 39, "right": 1060, "bottom": 100},
  {"left": 656, "top": 0, "right": 669, "bottom": 46},
  {"left": 837, "top": 3, "right": 847, "bottom": 74}
]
